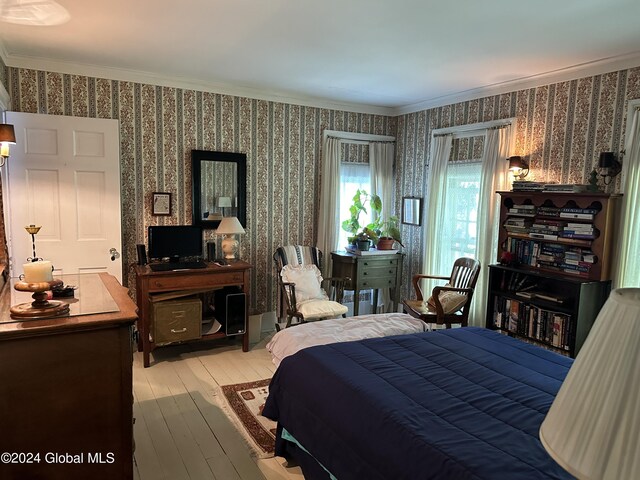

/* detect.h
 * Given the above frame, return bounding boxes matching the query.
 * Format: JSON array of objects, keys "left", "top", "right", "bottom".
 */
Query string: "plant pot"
[
  {"left": 377, "top": 237, "right": 396, "bottom": 250},
  {"left": 356, "top": 239, "right": 371, "bottom": 251}
]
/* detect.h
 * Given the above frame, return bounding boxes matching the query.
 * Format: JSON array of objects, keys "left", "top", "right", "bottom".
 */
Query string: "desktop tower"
[{"left": 213, "top": 286, "right": 246, "bottom": 336}]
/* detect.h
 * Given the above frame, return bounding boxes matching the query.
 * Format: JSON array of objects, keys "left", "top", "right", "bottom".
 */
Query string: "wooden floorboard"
[{"left": 133, "top": 334, "right": 302, "bottom": 480}]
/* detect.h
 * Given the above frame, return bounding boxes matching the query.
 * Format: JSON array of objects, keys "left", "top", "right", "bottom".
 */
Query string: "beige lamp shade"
[
  {"left": 217, "top": 196, "right": 232, "bottom": 208},
  {"left": 539, "top": 288, "right": 640, "bottom": 480}
]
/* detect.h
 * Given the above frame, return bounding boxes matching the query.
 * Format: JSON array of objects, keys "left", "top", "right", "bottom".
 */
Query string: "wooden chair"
[
  {"left": 273, "top": 245, "right": 349, "bottom": 330},
  {"left": 403, "top": 257, "right": 481, "bottom": 328}
]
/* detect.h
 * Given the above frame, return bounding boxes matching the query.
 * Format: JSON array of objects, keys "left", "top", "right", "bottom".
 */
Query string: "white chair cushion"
[
  {"left": 427, "top": 283, "right": 468, "bottom": 314},
  {"left": 298, "top": 299, "right": 348, "bottom": 320},
  {"left": 281, "top": 264, "right": 329, "bottom": 303}
]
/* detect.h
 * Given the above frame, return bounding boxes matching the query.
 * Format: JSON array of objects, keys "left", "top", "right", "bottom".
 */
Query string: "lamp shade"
[
  {"left": 539, "top": 288, "right": 640, "bottom": 480},
  {"left": 507, "top": 155, "right": 527, "bottom": 170},
  {"left": 216, "top": 216, "right": 245, "bottom": 235},
  {"left": 217, "top": 196, "right": 232, "bottom": 208},
  {"left": 0, "top": 124, "right": 16, "bottom": 144},
  {"left": 598, "top": 151, "right": 616, "bottom": 168}
]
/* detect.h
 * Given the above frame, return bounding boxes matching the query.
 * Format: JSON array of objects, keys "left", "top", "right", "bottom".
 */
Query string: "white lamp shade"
[
  {"left": 217, "top": 196, "right": 232, "bottom": 208},
  {"left": 539, "top": 288, "right": 640, "bottom": 480},
  {"left": 215, "top": 216, "right": 245, "bottom": 235}
]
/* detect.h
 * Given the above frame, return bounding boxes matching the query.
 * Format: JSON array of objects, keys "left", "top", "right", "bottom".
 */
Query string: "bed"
[
  {"left": 262, "top": 327, "right": 572, "bottom": 480},
  {"left": 266, "top": 312, "right": 427, "bottom": 366}
]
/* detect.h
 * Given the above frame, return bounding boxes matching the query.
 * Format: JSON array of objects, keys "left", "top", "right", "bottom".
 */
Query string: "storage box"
[{"left": 152, "top": 298, "right": 202, "bottom": 346}]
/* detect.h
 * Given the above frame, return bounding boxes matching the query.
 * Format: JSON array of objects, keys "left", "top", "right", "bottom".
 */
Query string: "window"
[
  {"left": 338, "top": 162, "right": 371, "bottom": 249},
  {"left": 440, "top": 161, "right": 481, "bottom": 268}
]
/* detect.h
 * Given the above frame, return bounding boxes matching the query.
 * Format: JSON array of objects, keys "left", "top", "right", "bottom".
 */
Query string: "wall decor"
[
  {"left": 402, "top": 196, "right": 422, "bottom": 226},
  {"left": 152, "top": 192, "right": 171, "bottom": 216}
]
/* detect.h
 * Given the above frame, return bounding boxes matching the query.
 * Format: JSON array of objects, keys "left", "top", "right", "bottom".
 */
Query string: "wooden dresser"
[
  {"left": 331, "top": 251, "right": 404, "bottom": 315},
  {"left": 0, "top": 273, "right": 136, "bottom": 480}
]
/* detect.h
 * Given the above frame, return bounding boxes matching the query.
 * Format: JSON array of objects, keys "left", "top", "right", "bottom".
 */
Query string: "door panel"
[{"left": 4, "top": 112, "right": 122, "bottom": 282}]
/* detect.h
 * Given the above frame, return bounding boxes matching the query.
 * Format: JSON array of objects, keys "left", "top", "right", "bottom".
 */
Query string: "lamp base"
[{"left": 221, "top": 236, "right": 239, "bottom": 260}]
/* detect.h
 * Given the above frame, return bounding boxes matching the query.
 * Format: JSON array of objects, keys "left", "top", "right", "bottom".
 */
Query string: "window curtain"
[
  {"left": 370, "top": 142, "right": 395, "bottom": 311},
  {"left": 422, "top": 134, "right": 453, "bottom": 280},
  {"left": 473, "top": 126, "right": 511, "bottom": 325},
  {"left": 316, "top": 136, "right": 342, "bottom": 276},
  {"left": 614, "top": 106, "right": 640, "bottom": 287}
]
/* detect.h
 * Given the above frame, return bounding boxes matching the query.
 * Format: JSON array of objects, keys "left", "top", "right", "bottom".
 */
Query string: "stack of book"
[
  {"left": 537, "top": 206, "right": 560, "bottom": 217},
  {"left": 559, "top": 207, "right": 598, "bottom": 220},
  {"left": 529, "top": 219, "right": 566, "bottom": 240},
  {"left": 560, "top": 222, "right": 596, "bottom": 240},
  {"left": 543, "top": 184, "right": 589, "bottom": 193},
  {"left": 512, "top": 181, "right": 545, "bottom": 192},
  {"left": 504, "top": 217, "right": 533, "bottom": 234},
  {"left": 508, "top": 204, "right": 537, "bottom": 216}
]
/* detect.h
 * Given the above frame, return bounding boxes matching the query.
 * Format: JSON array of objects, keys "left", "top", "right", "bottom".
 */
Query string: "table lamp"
[
  {"left": 217, "top": 196, "right": 232, "bottom": 217},
  {"left": 539, "top": 288, "right": 640, "bottom": 480},
  {"left": 216, "top": 216, "right": 245, "bottom": 260}
]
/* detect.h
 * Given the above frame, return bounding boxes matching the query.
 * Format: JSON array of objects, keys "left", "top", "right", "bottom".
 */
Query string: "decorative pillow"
[
  {"left": 281, "top": 264, "right": 329, "bottom": 303},
  {"left": 427, "top": 283, "right": 468, "bottom": 314}
]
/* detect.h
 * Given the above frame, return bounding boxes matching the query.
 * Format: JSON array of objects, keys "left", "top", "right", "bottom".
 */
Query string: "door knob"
[{"left": 109, "top": 248, "right": 120, "bottom": 261}]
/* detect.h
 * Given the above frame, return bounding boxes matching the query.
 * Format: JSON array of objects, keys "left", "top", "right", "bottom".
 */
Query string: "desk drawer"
[
  {"left": 357, "top": 277, "right": 396, "bottom": 289},
  {"left": 153, "top": 298, "right": 202, "bottom": 345},
  {"left": 148, "top": 271, "right": 244, "bottom": 291},
  {"left": 358, "top": 265, "right": 397, "bottom": 282},
  {"left": 358, "top": 257, "right": 399, "bottom": 268}
]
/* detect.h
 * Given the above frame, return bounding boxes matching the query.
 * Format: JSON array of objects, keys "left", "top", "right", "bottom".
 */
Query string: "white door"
[{"left": 3, "top": 112, "right": 122, "bottom": 283}]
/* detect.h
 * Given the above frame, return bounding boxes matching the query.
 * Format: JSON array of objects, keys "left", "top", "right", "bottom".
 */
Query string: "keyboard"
[{"left": 148, "top": 261, "right": 207, "bottom": 272}]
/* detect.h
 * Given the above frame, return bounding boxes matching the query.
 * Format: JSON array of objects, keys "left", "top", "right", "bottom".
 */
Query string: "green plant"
[{"left": 341, "top": 189, "right": 403, "bottom": 247}]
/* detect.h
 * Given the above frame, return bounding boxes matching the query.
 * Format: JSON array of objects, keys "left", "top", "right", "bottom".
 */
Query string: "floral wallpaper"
[
  {"left": 2, "top": 62, "right": 640, "bottom": 315},
  {"left": 2, "top": 67, "right": 395, "bottom": 314},
  {"left": 396, "top": 66, "right": 640, "bottom": 300}
]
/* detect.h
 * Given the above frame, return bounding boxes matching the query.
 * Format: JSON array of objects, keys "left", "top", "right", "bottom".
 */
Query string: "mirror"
[
  {"left": 402, "top": 196, "right": 422, "bottom": 226},
  {"left": 191, "top": 150, "right": 247, "bottom": 229}
]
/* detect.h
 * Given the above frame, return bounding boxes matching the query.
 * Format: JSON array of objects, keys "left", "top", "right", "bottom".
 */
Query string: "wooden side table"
[
  {"left": 135, "top": 261, "right": 251, "bottom": 367},
  {"left": 331, "top": 251, "right": 403, "bottom": 316}
]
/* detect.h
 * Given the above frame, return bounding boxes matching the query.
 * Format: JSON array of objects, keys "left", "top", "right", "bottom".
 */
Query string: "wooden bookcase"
[{"left": 485, "top": 191, "right": 619, "bottom": 357}]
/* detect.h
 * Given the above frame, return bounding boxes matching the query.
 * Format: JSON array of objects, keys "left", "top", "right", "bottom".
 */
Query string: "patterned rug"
[{"left": 218, "top": 378, "right": 276, "bottom": 458}]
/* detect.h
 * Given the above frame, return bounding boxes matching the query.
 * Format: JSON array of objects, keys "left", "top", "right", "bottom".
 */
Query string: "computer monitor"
[{"left": 148, "top": 225, "right": 203, "bottom": 261}]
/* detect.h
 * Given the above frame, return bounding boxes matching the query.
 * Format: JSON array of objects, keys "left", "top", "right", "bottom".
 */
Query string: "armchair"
[
  {"left": 273, "top": 245, "right": 349, "bottom": 330},
  {"left": 403, "top": 257, "right": 480, "bottom": 328}
]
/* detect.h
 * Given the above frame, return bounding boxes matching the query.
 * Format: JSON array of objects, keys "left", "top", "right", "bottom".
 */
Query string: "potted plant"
[
  {"left": 341, "top": 189, "right": 382, "bottom": 244},
  {"left": 372, "top": 216, "right": 404, "bottom": 250},
  {"left": 355, "top": 231, "right": 372, "bottom": 251}
]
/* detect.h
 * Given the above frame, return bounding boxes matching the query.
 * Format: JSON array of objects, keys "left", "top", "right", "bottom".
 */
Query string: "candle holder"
[
  {"left": 25, "top": 224, "right": 43, "bottom": 262},
  {"left": 10, "top": 279, "right": 70, "bottom": 319}
]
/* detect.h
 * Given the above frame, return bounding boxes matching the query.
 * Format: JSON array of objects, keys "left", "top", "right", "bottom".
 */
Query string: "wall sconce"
[
  {"left": 598, "top": 151, "right": 622, "bottom": 185},
  {"left": 507, "top": 156, "right": 529, "bottom": 180},
  {"left": 0, "top": 123, "right": 17, "bottom": 167}
]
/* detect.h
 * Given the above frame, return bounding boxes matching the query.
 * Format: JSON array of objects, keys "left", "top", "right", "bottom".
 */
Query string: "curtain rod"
[
  {"left": 323, "top": 129, "right": 395, "bottom": 144},
  {"left": 329, "top": 136, "right": 395, "bottom": 145}
]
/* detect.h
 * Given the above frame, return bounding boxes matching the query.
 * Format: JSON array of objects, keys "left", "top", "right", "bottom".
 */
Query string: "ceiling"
[{"left": 1, "top": 0, "right": 640, "bottom": 115}]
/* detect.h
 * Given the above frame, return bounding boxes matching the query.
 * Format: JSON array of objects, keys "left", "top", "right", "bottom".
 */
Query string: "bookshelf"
[{"left": 485, "top": 191, "right": 619, "bottom": 357}]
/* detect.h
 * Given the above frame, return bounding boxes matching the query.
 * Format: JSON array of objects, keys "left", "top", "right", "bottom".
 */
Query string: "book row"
[{"left": 492, "top": 296, "right": 573, "bottom": 351}]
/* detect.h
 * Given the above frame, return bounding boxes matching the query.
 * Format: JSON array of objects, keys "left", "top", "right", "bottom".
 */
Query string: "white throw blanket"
[{"left": 266, "top": 313, "right": 427, "bottom": 367}]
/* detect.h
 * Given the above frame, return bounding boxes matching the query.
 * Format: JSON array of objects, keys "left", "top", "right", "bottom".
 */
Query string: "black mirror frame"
[
  {"left": 402, "top": 196, "right": 422, "bottom": 226},
  {"left": 191, "top": 150, "right": 247, "bottom": 229}
]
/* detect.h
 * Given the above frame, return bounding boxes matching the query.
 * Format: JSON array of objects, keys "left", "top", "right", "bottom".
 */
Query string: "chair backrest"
[
  {"left": 448, "top": 257, "right": 481, "bottom": 290},
  {"left": 273, "top": 245, "right": 323, "bottom": 273}
]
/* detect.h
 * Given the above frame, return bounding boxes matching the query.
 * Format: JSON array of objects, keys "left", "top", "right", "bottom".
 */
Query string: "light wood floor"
[{"left": 132, "top": 334, "right": 304, "bottom": 480}]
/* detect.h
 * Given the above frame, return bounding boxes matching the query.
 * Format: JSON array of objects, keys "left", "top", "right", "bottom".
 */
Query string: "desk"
[
  {"left": 135, "top": 261, "right": 251, "bottom": 367},
  {"left": 331, "top": 251, "right": 403, "bottom": 316},
  {"left": 0, "top": 273, "right": 137, "bottom": 480}
]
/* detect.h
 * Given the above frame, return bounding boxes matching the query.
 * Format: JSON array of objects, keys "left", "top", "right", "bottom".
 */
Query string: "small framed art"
[
  {"left": 152, "top": 192, "right": 171, "bottom": 216},
  {"left": 402, "top": 196, "right": 422, "bottom": 226}
]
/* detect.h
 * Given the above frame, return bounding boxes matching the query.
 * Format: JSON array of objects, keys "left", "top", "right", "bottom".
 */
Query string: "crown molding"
[
  {"left": 3, "top": 53, "right": 396, "bottom": 116},
  {"left": 392, "top": 51, "right": 640, "bottom": 116}
]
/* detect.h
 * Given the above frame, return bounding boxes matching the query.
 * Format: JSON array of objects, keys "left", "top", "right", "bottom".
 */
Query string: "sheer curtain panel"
[{"left": 316, "top": 137, "right": 342, "bottom": 276}]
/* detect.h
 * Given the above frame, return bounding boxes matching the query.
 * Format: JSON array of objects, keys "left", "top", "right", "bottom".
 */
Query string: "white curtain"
[
  {"left": 370, "top": 142, "right": 395, "bottom": 311},
  {"left": 316, "top": 136, "right": 342, "bottom": 276},
  {"left": 473, "top": 126, "right": 511, "bottom": 325},
  {"left": 614, "top": 106, "right": 640, "bottom": 287},
  {"left": 422, "top": 134, "right": 453, "bottom": 279}
]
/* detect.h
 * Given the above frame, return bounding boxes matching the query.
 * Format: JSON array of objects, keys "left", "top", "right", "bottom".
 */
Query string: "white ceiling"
[{"left": 1, "top": 0, "right": 640, "bottom": 115}]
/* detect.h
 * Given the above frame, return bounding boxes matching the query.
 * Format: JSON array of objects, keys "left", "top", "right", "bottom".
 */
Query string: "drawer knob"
[{"left": 171, "top": 328, "right": 188, "bottom": 334}]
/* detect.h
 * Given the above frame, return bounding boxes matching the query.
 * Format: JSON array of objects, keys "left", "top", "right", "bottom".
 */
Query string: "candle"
[
  {"left": 0, "top": 143, "right": 9, "bottom": 157},
  {"left": 23, "top": 261, "right": 54, "bottom": 283}
]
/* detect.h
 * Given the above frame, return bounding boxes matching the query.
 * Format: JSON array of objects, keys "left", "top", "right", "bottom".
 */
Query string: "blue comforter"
[{"left": 263, "top": 327, "right": 573, "bottom": 480}]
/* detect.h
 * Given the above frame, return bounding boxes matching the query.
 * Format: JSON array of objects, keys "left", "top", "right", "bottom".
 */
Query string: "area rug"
[{"left": 218, "top": 378, "right": 276, "bottom": 458}]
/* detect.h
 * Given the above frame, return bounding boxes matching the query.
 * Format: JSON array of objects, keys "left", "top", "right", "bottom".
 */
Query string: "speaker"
[
  {"left": 136, "top": 244, "right": 147, "bottom": 265},
  {"left": 214, "top": 287, "right": 246, "bottom": 336},
  {"left": 206, "top": 241, "right": 216, "bottom": 261}
]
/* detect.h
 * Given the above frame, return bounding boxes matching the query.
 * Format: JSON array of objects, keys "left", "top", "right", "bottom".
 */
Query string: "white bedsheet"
[{"left": 266, "top": 313, "right": 427, "bottom": 367}]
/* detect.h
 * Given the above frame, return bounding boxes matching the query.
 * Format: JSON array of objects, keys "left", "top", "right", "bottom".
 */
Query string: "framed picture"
[
  {"left": 152, "top": 192, "right": 171, "bottom": 216},
  {"left": 402, "top": 196, "right": 422, "bottom": 226}
]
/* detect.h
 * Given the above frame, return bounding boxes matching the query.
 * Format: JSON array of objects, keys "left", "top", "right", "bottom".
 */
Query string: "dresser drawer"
[
  {"left": 357, "top": 265, "right": 397, "bottom": 282},
  {"left": 152, "top": 298, "right": 202, "bottom": 345},
  {"left": 357, "top": 277, "right": 396, "bottom": 289},
  {"left": 358, "top": 257, "right": 399, "bottom": 268}
]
